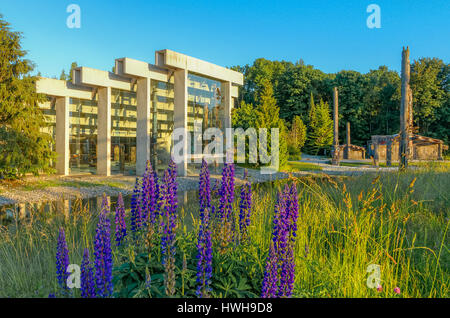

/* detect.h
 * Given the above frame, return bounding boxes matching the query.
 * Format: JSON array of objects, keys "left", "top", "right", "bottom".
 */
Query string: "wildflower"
[
  {"left": 394, "top": 287, "right": 401, "bottom": 294},
  {"left": 94, "top": 194, "right": 113, "bottom": 298},
  {"left": 217, "top": 163, "right": 235, "bottom": 250},
  {"left": 48, "top": 293, "right": 56, "bottom": 298},
  {"left": 261, "top": 241, "right": 278, "bottom": 298},
  {"left": 141, "top": 161, "right": 160, "bottom": 226},
  {"left": 130, "top": 178, "right": 142, "bottom": 233},
  {"left": 261, "top": 183, "right": 299, "bottom": 298},
  {"left": 160, "top": 166, "right": 178, "bottom": 296},
  {"left": 377, "top": 285, "right": 382, "bottom": 292},
  {"left": 238, "top": 173, "right": 252, "bottom": 242},
  {"left": 56, "top": 227, "right": 70, "bottom": 291},
  {"left": 115, "top": 193, "right": 127, "bottom": 246},
  {"left": 196, "top": 205, "right": 213, "bottom": 298},
  {"left": 80, "top": 248, "right": 96, "bottom": 298},
  {"left": 199, "top": 159, "right": 211, "bottom": 217}
]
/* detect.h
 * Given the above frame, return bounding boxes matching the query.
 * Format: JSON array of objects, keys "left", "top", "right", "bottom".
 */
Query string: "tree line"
[{"left": 231, "top": 57, "right": 449, "bottom": 163}]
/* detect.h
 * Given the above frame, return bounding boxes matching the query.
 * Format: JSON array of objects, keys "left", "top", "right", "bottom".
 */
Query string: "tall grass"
[
  {"left": 249, "top": 165, "right": 449, "bottom": 297},
  {"left": 0, "top": 165, "right": 448, "bottom": 298}
]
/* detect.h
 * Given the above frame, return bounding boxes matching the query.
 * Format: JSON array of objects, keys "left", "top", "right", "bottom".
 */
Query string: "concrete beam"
[
  {"left": 36, "top": 77, "right": 92, "bottom": 99},
  {"left": 155, "top": 49, "right": 243, "bottom": 85},
  {"left": 97, "top": 87, "right": 111, "bottom": 176},
  {"left": 115, "top": 58, "right": 170, "bottom": 82},
  {"left": 55, "top": 96, "right": 70, "bottom": 175},
  {"left": 73, "top": 67, "right": 133, "bottom": 90}
]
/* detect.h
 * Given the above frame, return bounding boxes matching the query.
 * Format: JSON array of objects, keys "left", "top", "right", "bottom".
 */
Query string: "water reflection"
[{"left": 0, "top": 190, "right": 199, "bottom": 227}]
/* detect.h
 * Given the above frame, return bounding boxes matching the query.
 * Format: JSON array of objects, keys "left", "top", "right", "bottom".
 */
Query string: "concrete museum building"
[{"left": 36, "top": 50, "right": 244, "bottom": 177}]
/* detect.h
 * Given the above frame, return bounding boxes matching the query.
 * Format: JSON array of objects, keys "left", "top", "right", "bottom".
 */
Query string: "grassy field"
[
  {"left": 283, "top": 161, "right": 323, "bottom": 172},
  {"left": 0, "top": 164, "right": 448, "bottom": 298}
]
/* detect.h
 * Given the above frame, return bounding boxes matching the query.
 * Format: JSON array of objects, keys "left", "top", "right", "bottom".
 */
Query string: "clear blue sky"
[{"left": 1, "top": 0, "right": 448, "bottom": 77}]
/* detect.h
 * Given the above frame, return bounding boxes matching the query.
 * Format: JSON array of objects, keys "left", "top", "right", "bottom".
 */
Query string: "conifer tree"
[{"left": 0, "top": 15, "right": 55, "bottom": 178}]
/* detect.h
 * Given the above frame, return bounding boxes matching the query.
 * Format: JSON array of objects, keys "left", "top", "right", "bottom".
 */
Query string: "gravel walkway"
[{"left": 0, "top": 158, "right": 398, "bottom": 207}]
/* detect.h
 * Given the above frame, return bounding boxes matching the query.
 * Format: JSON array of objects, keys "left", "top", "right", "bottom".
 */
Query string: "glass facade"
[
  {"left": 187, "top": 73, "right": 224, "bottom": 155},
  {"left": 151, "top": 80, "right": 174, "bottom": 170},
  {"left": 69, "top": 98, "right": 98, "bottom": 174},
  {"left": 111, "top": 89, "right": 137, "bottom": 175}
]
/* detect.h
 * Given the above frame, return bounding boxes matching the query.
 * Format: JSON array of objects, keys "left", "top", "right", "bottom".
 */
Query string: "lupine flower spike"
[
  {"left": 80, "top": 248, "right": 96, "bottom": 298},
  {"left": 94, "top": 194, "right": 113, "bottom": 298},
  {"left": 115, "top": 192, "right": 127, "bottom": 246},
  {"left": 56, "top": 227, "right": 70, "bottom": 292},
  {"left": 196, "top": 160, "right": 213, "bottom": 297}
]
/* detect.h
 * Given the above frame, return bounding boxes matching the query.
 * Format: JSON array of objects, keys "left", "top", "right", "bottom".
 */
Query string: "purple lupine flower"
[
  {"left": 56, "top": 227, "right": 70, "bottom": 291},
  {"left": 130, "top": 177, "right": 142, "bottom": 233},
  {"left": 81, "top": 248, "right": 96, "bottom": 298},
  {"left": 196, "top": 163, "right": 213, "bottom": 297},
  {"left": 140, "top": 161, "right": 160, "bottom": 226},
  {"left": 284, "top": 183, "right": 299, "bottom": 297},
  {"left": 94, "top": 194, "right": 113, "bottom": 298},
  {"left": 160, "top": 166, "right": 178, "bottom": 296},
  {"left": 261, "top": 241, "right": 278, "bottom": 298},
  {"left": 115, "top": 192, "right": 127, "bottom": 246},
  {"left": 199, "top": 159, "right": 211, "bottom": 216},
  {"left": 239, "top": 170, "right": 252, "bottom": 242},
  {"left": 217, "top": 163, "right": 236, "bottom": 247},
  {"left": 262, "top": 184, "right": 299, "bottom": 298},
  {"left": 48, "top": 293, "right": 56, "bottom": 298}
]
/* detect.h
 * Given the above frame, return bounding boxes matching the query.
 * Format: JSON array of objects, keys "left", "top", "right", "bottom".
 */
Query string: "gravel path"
[{"left": 0, "top": 158, "right": 398, "bottom": 207}]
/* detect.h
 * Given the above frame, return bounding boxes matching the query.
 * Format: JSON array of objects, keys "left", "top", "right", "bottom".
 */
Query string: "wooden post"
[
  {"left": 344, "top": 122, "right": 351, "bottom": 159},
  {"left": 373, "top": 142, "right": 379, "bottom": 166},
  {"left": 438, "top": 143, "right": 443, "bottom": 161},
  {"left": 332, "top": 87, "right": 340, "bottom": 165},
  {"left": 386, "top": 139, "right": 392, "bottom": 167},
  {"left": 399, "top": 47, "right": 411, "bottom": 170}
]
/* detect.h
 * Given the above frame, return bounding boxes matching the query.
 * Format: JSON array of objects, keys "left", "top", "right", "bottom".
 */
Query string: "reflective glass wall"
[
  {"left": 187, "top": 73, "right": 224, "bottom": 160},
  {"left": 151, "top": 80, "right": 174, "bottom": 171},
  {"left": 111, "top": 89, "right": 137, "bottom": 175},
  {"left": 69, "top": 98, "right": 98, "bottom": 174}
]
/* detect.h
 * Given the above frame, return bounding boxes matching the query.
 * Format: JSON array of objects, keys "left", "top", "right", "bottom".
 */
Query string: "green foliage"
[
  {"left": 232, "top": 81, "right": 289, "bottom": 169},
  {"left": 305, "top": 98, "right": 333, "bottom": 155},
  {"left": 411, "top": 58, "right": 449, "bottom": 144},
  {"left": 237, "top": 57, "right": 448, "bottom": 148},
  {"left": 0, "top": 15, "right": 55, "bottom": 179},
  {"left": 287, "top": 116, "right": 307, "bottom": 159},
  {"left": 1, "top": 165, "right": 450, "bottom": 298}
]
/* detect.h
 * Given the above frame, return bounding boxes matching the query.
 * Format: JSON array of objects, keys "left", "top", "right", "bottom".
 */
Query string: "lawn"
[
  {"left": 0, "top": 163, "right": 448, "bottom": 298},
  {"left": 283, "top": 161, "right": 323, "bottom": 172}
]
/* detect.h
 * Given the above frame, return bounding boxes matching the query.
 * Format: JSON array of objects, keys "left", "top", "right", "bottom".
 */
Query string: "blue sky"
[{"left": 1, "top": 0, "right": 449, "bottom": 77}]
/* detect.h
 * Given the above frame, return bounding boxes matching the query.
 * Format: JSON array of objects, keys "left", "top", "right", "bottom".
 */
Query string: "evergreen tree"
[
  {"left": 255, "top": 81, "right": 289, "bottom": 168},
  {"left": 306, "top": 98, "right": 333, "bottom": 155},
  {"left": 0, "top": 15, "right": 55, "bottom": 178},
  {"left": 287, "top": 116, "right": 306, "bottom": 159}
]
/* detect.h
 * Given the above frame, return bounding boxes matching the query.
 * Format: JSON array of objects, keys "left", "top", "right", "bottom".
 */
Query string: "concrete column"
[
  {"left": 386, "top": 140, "right": 392, "bottom": 167},
  {"left": 98, "top": 87, "right": 111, "bottom": 176},
  {"left": 136, "top": 77, "right": 151, "bottom": 176},
  {"left": 223, "top": 81, "right": 233, "bottom": 162},
  {"left": 55, "top": 96, "right": 70, "bottom": 175},
  {"left": 174, "top": 69, "right": 188, "bottom": 176}
]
